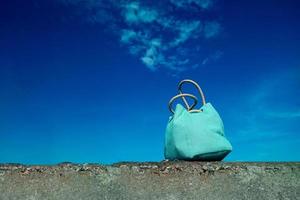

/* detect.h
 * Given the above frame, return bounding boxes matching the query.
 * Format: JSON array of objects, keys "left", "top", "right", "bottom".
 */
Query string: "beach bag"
[{"left": 164, "top": 79, "right": 232, "bottom": 161}]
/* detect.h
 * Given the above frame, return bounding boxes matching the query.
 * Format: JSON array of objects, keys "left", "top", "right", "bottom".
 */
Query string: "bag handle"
[
  {"left": 168, "top": 93, "right": 198, "bottom": 114},
  {"left": 178, "top": 79, "right": 206, "bottom": 110},
  {"left": 168, "top": 79, "right": 206, "bottom": 114}
]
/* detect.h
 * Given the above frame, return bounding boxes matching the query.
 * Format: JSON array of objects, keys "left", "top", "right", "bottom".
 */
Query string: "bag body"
[{"left": 164, "top": 79, "right": 232, "bottom": 161}]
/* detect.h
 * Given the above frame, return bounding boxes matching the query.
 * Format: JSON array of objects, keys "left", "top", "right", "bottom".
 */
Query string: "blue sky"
[{"left": 0, "top": 0, "right": 299, "bottom": 164}]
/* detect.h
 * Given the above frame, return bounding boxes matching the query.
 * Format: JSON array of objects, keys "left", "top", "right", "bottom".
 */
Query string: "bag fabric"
[{"left": 164, "top": 80, "right": 232, "bottom": 161}]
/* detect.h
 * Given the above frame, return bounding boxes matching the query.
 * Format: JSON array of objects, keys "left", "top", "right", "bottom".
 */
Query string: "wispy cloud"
[
  {"left": 170, "top": 0, "right": 213, "bottom": 10},
  {"left": 226, "top": 69, "right": 300, "bottom": 161},
  {"left": 58, "top": 0, "right": 222, "bottom": 71},
  {"left": 140, "top": 38, "right": 162, "bottom": 70},
  {"left": 169, "top": 21, "right": 201, "bottom": 47},
  {"left": 204, "top": 21, "right": 221, "bottom": 38},
  {"left": 229, "top": 70, "right": 300, "bottom": 143},
  {"left": 122, "top": 2, "right": 158, "bottom": 24},
  {"left": 120, "top": 29, "right": 137, "bottom": 44},
  {"left": 201, "top": 50, "right": 223, "bottom": 65},
  {"left": 266, "top": 111, "right": 300, "bottom": 118}
]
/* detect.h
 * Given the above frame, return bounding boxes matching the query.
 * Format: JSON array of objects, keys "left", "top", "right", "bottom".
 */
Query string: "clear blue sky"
[{"left": 0, "top": 0, "right": 299, "bottom": 164}]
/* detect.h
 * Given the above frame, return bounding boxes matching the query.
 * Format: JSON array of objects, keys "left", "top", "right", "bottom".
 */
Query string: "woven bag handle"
[
  {"left": 178, "top": 79, "right": 206, "bottom": 111},
  {"left": 168, "top": 79, "right": 206, "bottom": 114},
  {"left": 168, "top": 93, "right": 198, "bottom": 114}
]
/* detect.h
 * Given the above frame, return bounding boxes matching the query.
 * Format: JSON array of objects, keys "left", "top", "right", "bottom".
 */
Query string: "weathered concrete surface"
[{"left": 0, "top": 162, "right": 299, "bottom": 200}]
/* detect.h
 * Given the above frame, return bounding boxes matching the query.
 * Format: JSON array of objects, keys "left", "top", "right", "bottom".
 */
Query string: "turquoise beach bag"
[{"left": 164, "top": 79, "right": 232, "bottom": 161}]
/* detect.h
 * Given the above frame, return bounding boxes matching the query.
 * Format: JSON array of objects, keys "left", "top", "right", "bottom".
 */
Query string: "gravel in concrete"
[{"left": 0, "top": 161, "right": 299, "bottom": 200}]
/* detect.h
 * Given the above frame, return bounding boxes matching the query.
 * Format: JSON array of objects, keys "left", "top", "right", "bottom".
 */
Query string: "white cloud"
[
  {"left": 57, "top": 0, "right": 222, "bottom": 72},
  {"left": 170, "top": 0, "right": 213, "bottom": 9},
  {"left": 141, "top": 57, "right": 155, "bottom": 69},
  {"left": 141, "top": 40, "right": 161, "bottom": 70},
  {"left": 123, "top": 2, "right": 158, "bottom": 24},
  {"left": 204, "top": 21, "right": 221, "bottom": 38},
  {"left": 170, "top": 21, "right": 201, "bottom": 47},
  {"left": 120, "top": 29, "right": 137, "bottom": 43}
]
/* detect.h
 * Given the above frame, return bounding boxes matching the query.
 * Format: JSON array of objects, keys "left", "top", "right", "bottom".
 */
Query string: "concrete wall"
[{"left": 0, "top": 162, "right": 299, "bottom": 200}]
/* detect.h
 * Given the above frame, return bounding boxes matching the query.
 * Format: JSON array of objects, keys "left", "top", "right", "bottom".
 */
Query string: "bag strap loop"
[
  {"left": 168, "top": 79, "right": 206, "bottom": 114},
  {"left": 168, "top": 93, "right": 198, "bottom": 114},
  {"left": 178, "top": 79, "right": 206, "bottom": 109}
]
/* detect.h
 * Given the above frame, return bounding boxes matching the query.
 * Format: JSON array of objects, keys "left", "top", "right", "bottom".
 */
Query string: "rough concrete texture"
[{"left": 0, "top": 162, "right": 299, "bottom": 200}]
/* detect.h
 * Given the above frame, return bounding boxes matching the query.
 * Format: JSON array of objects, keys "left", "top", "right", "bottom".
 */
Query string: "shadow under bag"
[{"left": 164, "top": 79, "right": 232, "bottom": 161}]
